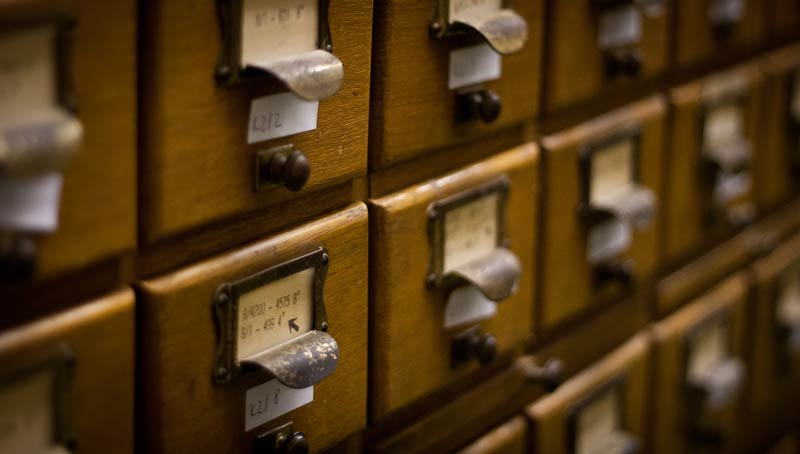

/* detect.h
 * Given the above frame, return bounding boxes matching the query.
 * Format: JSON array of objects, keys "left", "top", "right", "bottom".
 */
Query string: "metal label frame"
[
  {"left": 213, "top": 247, "right": 329, "bottom": 384},
  {"left": 566, "top": 376, "right": 629, "bottom": 454},
  {"left": 431, "top": 0, "right": 516, "bottom": 39},
  {"left": 425, "top": 176, "right": 510, "bottom": 289},
  {"left": 577, "top": 127, "right": 643, "bottom": 226},
  {"left": 215, "top": 0, "right": 333, "bottom": 85},
  {"left": 0, "top": 343, "right": 75, "bottom": 450}
]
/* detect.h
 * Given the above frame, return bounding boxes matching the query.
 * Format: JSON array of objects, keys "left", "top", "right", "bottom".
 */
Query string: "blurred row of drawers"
[{"left": 4, "top": 0, "right": 800, "bottom": 453}]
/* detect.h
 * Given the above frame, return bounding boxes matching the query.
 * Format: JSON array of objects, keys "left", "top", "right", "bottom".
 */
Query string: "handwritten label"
[
  {"left": 247, "top": 92, "right": 318, "bottom": 143},
  {"left": 237, "top": 268, "right": 315, "bottom": 361},
  {"left": 444, "top": 285, "right": 497, "bottom": 329},
  {"left": 0, "top": 370, "right": 56, "bottom": 453},
  {"left": 688, "top": 321, "right": 729, "bottom": 382},
  {"left": 704, "top": 103, "right": 744, "bottom": 151},
  {"left": 575, "top": 388, "right": 621, "bottom": 454},
  {"left": 708, "top": 0, "right": 745, "bottom": 25},
  {"left": 241, "top": 0, "right": 318, "bottom": 64},
  {"left": 448, "top": 44, "right": 502, "bottom": 90},
  {"left": 443, "top": 192, "right": 499, "bottom": 272},
  {"left": 597, "top": 5, "right": 642, "bottom": 50},
  {"left": 0, "top": 173, "right": 62, "bottom": 232},
  {"left": 590, "top": 139, "right": 634, "bottom": 205},
  {"left": 0, "top": 26, "right": 56, "bottom": 119},
  {"left": 449, "top": 0, "right": 503, "bottom": 22},
  {"left": 245, "top": 379, "right": 313, "bottom": 431}
]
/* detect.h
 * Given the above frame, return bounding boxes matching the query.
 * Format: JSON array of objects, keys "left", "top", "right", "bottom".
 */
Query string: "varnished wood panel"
[
  {"left": 0, "top": 0, "right": 137, "bottom": 279},
  {"left": 664, "top": 63, "right": 764, "bottom": 267},
  {"left": 650, "top": 274, "right": 749, "bottom": 454},
  {"left": 526, "top": 333, "right": 650, "bottom": 454},
  {"left": 766, "top": 0, "right": 800, "bottom": 44},
  {"left": 0, "top": 289, "right": 134, "bottom": 453},
  {"left": 139, "top": 0, "right": 372, "bottom": 242},
  {"left": 368, "top": 145, "right": 538, "bottom": 422},
  {"left": 369, "top": 0, "right": 542, "bottom": 168},
  {"left": 138, "top": 204, "right": 368, "bottom": 453},
  {"left": 543, "top": 0, "right": 670, "bottom": 113},
  {"left": 455, "top": 416, "right": 527, "bottom": 454},
  {"left": 673, "top": 0, "right": 766, "bottom": 69},
  {"left": 754, "top": 44, "right": 800, "bottom": 214},
  {"left": 539, "top": 96, "right": 665, "bottom": 332}
]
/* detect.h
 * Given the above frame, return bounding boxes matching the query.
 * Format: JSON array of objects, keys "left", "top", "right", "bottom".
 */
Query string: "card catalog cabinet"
[
  {"left": 539, "top": 96, "right": 664, "bottom": 332},
  {"left": 368, "top": 144, "right": 538, "bottom": 421},
  {"left": 673, "top": 0, "right": 765, "bottom": 68},
  {"left": 651, "top": 274, "right": 749, "bottom": 454},
  {"left": 369, "top": 0, "right": 542, "bottom": 168},
  {"left": 525, "top": 333, "right": 650, "bottom": 454},
  {"left": 137, "top": 204, "right": 368, "bottom": 454},
  {"left": 543, "top": 0, "right": 670, "bottom": 113},
  {"left": 664, "top": 63, "right": 765, "bottom": 267},
  {"left": 0, "top": 0, "right": 136, "bottom": 279},
  {"left": 0, "top": 289, "right": 134, "bottom": 453},
  {"left": 139, "top": 0, "right": 372, "bottom": 243},
  {"left": 755, "top": 44, "right": 800, "bottom": 214}
]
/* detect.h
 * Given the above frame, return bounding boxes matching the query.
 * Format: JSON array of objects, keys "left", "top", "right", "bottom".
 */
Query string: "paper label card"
[
  {"left": 0, "top": 173, "right": 63, "bottom": 233},
  {"left": 247, "top": 92, "right": 318, "bottom": 143},
  {"left": 245, "top": 379, "right": 313, "bottom": 431},
  {"left": 688, "top": 321, "right": 729, "bottom": 383},
  {"left": 704, "top": 103, "right": 744, "bottom": 151},
  {"left": 708, "top": 0, "right": 745, "bottom": 24},
  {"left": 0, "top": 26, "right": 57, "bottom": 119},
  {"left": 0, "top": 370, "right": 56, "bottom": 453},
  {"left": 448, "top": 44, "right": 502, "bottom": 90},
  {"left": 597, "top": 5, "right": 642, "bottom": 50},
  {"left": 575, "top": 387, "right": 622, "bottom": 454},
  {"left": 590, "top": 139, "right": 635, "bottom": 205},
  {"left": 241, "top": 0, "right": 319, "bottom": 64},
  {"left": 443, "top": 192, "right": 499, "bottom": 272},
  {"left": 449, "top": 0, "right": 503, "bottom": 22},
  {"left": 443, "top": 285, "right": 497, "bottom": 329},
  {"left": 237, "top": 268, "right": 315, "bottom": 361}
]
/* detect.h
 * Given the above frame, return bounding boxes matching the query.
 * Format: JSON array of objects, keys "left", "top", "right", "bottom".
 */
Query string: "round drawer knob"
[
  {"left": 265, "top": 150, "right": 310, "bottom": 192},
  {"left": 282, "top": 432, "right": 309, "bottom": 454},
  {"left": 467, "top": 90, "right": 502, "bottom": 124},
  {"left": 476, "top": 333, "right": 497, "bottom": 365}
]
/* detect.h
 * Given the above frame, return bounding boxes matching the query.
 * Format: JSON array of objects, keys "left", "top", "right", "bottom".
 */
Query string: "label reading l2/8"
[{"left": 245, "top": 379, "right": 313, "bottom": 431}]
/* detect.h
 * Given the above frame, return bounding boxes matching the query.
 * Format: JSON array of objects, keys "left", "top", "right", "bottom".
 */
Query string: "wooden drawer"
[
  {"left": 539, "top": 96, "right": 664, "bottom": 332},
  {"left": 368, "top": 144, "right": 538, "bottom": 421},
  {"left": 665, "top": 63, "right": 765, "bottom": 266},
  {"left": 748, "top": 231, "right": 800, "bottom": 420},
  {"left": 369, "top": 0, "right": 542, "bottom": 169},
  {"left": 525, "top": 333, "right": 650, "bottom": 454},
  {"left": 543, "top": 0, "right": 670, "bottom": 113},
  {"left": 455, "top": 416, "right": 527, "bottom": 454},
  {"left": 651, "top": 274, "right": 749, "bottom": 454},
  {"left": 0, "top": 289, "right": 134, "bottom": 453},
  {"left": 673, "top": 0, "right": 766, "bottom": 68},
  {"left": 766, "top": 0, "right": 800, "bottom": 44},
  {"left": 138, "top": 204, "right": 368, "bottom": 453},
  {"left": 755, "top": 44, "right": 800, "bottom": 214},
  {"left": 0, "top": 0, "right": 136, "bottom": 279},
  {"left": 139, "top": 0, "right": 372, "bottom": 242}
]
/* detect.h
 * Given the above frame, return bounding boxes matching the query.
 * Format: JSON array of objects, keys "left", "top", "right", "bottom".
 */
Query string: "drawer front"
[
  {"left": 370, "top": 0, "right": 542, "bottom": 168},
  {"left": 651, "top": 274, "right": 749, "bottom": 454},
  {"left": 0, "top": 0, "right": 136, "bottom": 279},
  {"left": 140, "top": 0, "right": 372, "bottom": 242},
  {"left": 455, "top": 416, "right": 527, "bottom": 454},
  {"left": 544, "top": 0, "right": 670, "bottom": 112},
  {"left": 0, "top": 289, "right": 134, "bottom": 453},
  {"left": 540, "top": 96, "right": 664, "bottom": 332},
  {"left": 665, "top": 64, "right": 764, "bottom": 266},
  {"left": 755, "top": 44, "right": 800, "bottom": 213},
  {"left": 749, "top": 231, "right": 800, "bottom": 417},
  {"left": 766, "top": 0, "right": 800, "bottom": 42},
  {"left": 369, "top": 144, "right": 538, "bottom": 421},
  {"left": 138, "top": 204, "right": 368, "bottom": 453},
  {"left": 674, "top": 0, "right": 765, "bottom": 68},
  {"left": 525, "top": 334, "right": 649, "bottom": 454}
]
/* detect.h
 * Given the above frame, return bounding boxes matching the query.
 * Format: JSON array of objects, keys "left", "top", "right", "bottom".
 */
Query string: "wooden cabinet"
[
  {"left": 0, "top": 289, "right": 134, "bottom": 453},
  {"left": 525, "top": 334, "right": 650, "bottom": 454},
  {"left": 455, "top": 416, "right": 527, "bottom": 454},
  {"left": 369, "top": 0, "right": 542, "bottom": 168},
  {"left": 651, "top": 274, "right": 749, "bottom": 454},
  {"left": 0, "top": 0, "right": 136, "bottom": 279},
  {"left": 137, "top": 204, "right": 368, "bottom": 453},
  {"left": 139, "top": 0, "right": 372, "bottom": 243},
  {"left": 543, "top": 0, "right": 670, "bottom": 113},
  {"left": 664, "top": 63, "right": 765, "bottom": 267},
  {"left": 539, "top": 96, "right": 664, "bottom": 332},
  {"left": 673, "top": 0, "right": 766, "bottom": 68},
  {"left": 368, "top": 144, "right": 538, "bottom": 421}
]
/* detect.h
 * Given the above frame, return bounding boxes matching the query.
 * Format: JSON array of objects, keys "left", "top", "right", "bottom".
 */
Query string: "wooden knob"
[
  {"left": 282, "top": 432, "right": 309, "bottom": 454},
  {"left": 0, "top": 235, "right": 36, "bottom": 281},
  {"left": 476, "top": 333, "right": 497, "bottom": 365},
  {"left": 466, "top": 90, "right": 502, "bottom": 124},
  {"left": 594, "top": 260, "right": 634, "bottom": 287},
  {"left": 606, "top": 49, "right": 642, "bottom": 77},
  {"left": 264, "top": 150, "right": 310, "bottom": 192}
]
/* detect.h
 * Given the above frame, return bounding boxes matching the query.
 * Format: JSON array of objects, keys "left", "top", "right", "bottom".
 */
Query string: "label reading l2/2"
[{"left": 247, "top": 92, "right": 318, "bottom": 144}]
